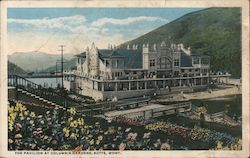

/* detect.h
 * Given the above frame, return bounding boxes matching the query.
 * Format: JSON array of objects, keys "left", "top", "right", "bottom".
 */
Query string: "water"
[
  {"left": 157, "top": 94, "right": 242, "bottom": 137},
  {"left": 26, "top": 77, "right": 62, "bottom": 88},
  {"left": 191, "top": 94, "right": 242, "bottom": 117}
]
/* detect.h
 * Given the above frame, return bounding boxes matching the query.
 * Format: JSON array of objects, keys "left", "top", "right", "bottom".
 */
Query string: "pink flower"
[{"left": 119, "top": 143, "right": 126, "bottom": 151}]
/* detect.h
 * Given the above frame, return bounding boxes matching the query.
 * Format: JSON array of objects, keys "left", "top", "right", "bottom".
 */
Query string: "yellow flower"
[
  {"left": 30, "top": 112, "right": 36, "bottom": 117},
  {"left": 8, "top": 106, "right": 14, "bottom": 113},
  {"left": 98, "top": 135, "right": 103, "bottom": 141},
  {"left": 29, "top": 120, "right": 34, "bottom": 125},
  {"left": 70, "top": 133, "right": 77, "bottom": 140},
  {"left": 8, "top": 139, "right": 13, "bottom": 144},
  {"left": 216, "top": 141, "right": 223, "bottom": 150},
  {"left": 68, "top": 108, "right": 76, "bottom": 116},
  {"left": 10, "top": 113, "right": 17, "bottom": 119},
  {"left": 24, "top": 111, "right": 28, "bottom": 116},
  {"left": 68, "top": 117, "right": 73, "bottom": 123},
  {"left": 89, "top": 139, "right": 94, "bottom": 145},
  {"left": 70, "top": 120, "right": 78, "bottom": 128},
  {"left": 63, "top": 127, "right": 69, "bottom": 133},
  {"left": 8, "top": 124, "right": 13, "bottom": 131},
  {"left": 78, "top": 118, "right": 84, "bottom": 126},
  {"left": 96, "top": 140, "right": 100, "bottom": 145},
  {"left": 19, "top": 113, "right": 24, "bottom": 119},
  {"left": 65, "top": 132, "right": 69, "bottom": 137}
]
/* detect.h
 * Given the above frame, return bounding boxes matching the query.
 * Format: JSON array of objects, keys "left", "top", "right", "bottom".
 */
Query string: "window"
[
  {"left": 150, "top": 59, "right": 155, "bottom": 67},
  {"left": 202, "top": 69, "right": 208, "bottom": 74},
  {"left": 158, "top": 57, "right": 171, "bottom": 69},
  {"left": 174, "top": 59, "right": 179, "bottom": 67},
  {"left": 112, "top": 60, "right": 117, "bottom": 68},
  {"left": 174, "top": 71, "right": 179, "bottom": 76},
  {"left": 201, "top": 57, "right": 209, "bottom": 65},
  {"left": 192, "top": 57, "right": 200, "bottom": 64},
  {"left": 106, "top": 60, "right": 110, "bottom": 67}
]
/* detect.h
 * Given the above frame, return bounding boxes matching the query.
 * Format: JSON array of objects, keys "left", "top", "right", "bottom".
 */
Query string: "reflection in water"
[
  {"left": 160, "top": 94, "right": 242, "bottom": 137},
  {"left": 26, "top": 77, "right": 61, "bottom": 88}
]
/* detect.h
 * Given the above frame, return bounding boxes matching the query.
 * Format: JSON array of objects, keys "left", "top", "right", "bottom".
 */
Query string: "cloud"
[
  {"left": 91, "top": 16, "right": 168, "bottom": 27},
  {"left": 8, "top": 15, "right": 168, "bottom": 54},
  {"left": 8, "top": 15, "right": 86, "bottom": 32}
]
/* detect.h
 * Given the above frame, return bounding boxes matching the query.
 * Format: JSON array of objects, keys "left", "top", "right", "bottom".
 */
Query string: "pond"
[
  {"left": 157, "top": 94, "right": 242, "bottom": 137},
  {"left": 191, "top": 94, "right": 242, "bottom": 117},
  {"left": 26, "top": 77, "right": 61, "bottom": 88}
]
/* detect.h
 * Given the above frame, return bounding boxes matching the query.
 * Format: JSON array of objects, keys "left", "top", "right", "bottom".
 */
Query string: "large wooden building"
[{"left": 64, "top": 42, "right": 230, "bottom": 101}]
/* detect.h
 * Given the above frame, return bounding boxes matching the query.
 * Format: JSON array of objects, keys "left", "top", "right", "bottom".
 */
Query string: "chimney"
[
  {"left": 127, "top": 44, "right": 130, "bottom": 50},
  {"left": 153, "top": 43, "right": 157, "bottom": 51}
]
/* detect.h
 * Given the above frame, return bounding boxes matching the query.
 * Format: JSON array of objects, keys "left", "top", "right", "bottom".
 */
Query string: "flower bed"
[
  {"left": 8, "top": 102, "right": 173, "bottom": 150},
  {"left": 8, "top": 101, "right": 241, "bottom": 150}
]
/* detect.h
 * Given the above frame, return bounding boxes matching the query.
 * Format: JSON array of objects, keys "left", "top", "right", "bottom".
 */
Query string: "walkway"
[{"left": 157, "top": 86, "right": 241, "bottom": 102}]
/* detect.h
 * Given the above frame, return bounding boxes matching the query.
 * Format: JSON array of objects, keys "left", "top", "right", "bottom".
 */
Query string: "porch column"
[
  {"left": 137, "top": 81, "right": 139, "bottom": 90},
  {"left": 129, "top": 82, "right": 131, "bottom": 90},
  {"left": 145, "top": 81, "right": 147, "bottom": 89},
  {"left": 115, "top": 82, "right": 118, "bottom": 91},
  {"left": 226, "top": 77, "right": 229, "bottom": 84},
  {"left": 101, "top": 82, "right": 104, "bottom": 91},
  {"left": 194, "top": 78, "right": 197, "bottom": 86},
  {"left": 163, "top": 80, "right": 166, "bottom": 88},
  {"left": 201, "top": 78, "right": 203, "bottom": 85},
  {"left": 179, "top": 79, "right": 182, "bottom": 87}
]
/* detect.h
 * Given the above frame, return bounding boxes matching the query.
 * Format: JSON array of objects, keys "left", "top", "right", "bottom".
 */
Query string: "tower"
[
  {"left": 89, "top": 42, "right": 99, "bottom": 77},
  {"left": 142, "top": 43, "right": 149, "bottom": 70}
]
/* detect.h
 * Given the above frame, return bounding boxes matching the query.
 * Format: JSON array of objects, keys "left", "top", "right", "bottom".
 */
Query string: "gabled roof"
[
  {"left": 75, "top": 52, "right": 86, "bottom": 57},
  {"left": 99, "top": 49, "right": 142, "bottom": 69},
  {"left": 75, "top": 49, "right": 142, "bottom": 69},
  {"left": 99, "top": 49, "right": 125, "bottom": 58}
]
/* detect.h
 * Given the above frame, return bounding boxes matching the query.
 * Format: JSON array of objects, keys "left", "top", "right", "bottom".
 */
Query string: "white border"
[{"left": 0, "top": 0, "right": 249, "bottom": 158}]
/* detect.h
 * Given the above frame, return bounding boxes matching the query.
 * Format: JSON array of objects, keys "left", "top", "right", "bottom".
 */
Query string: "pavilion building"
[{"left": 64, "top": 41, "right": 230, "bottom": 101}]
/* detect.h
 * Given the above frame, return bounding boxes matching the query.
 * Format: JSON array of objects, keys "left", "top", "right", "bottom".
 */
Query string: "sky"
[{"left": 7, "top": 8, "right": 202, "bottom": 55}]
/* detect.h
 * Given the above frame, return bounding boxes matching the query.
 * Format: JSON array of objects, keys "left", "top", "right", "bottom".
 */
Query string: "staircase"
[
  {"left": 8, "top": 75, "right": 80, "bottom": 109},
  {"left": 17, "top": 88, "right": 63, "bottom": 107}
]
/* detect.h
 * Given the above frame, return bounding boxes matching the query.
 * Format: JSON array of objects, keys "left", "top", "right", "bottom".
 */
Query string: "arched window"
[{"left": 157, "top": 57, "right": 172, "bottom": 69}]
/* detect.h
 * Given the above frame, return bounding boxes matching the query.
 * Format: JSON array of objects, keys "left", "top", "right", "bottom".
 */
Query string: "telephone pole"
[{"left": 59, "top": 45, "right": 65, "bottom": 90}]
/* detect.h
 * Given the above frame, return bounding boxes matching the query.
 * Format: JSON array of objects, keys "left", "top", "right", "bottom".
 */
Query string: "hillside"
[
  {"left": 119, "top": 8, "right": 241, "bottom": 78},
  {"left": 8, "top": 51, "right": 74, "bottom": 72},
  {"left": 8, "top": 61, "right": 26, "bottom": 75},
  {"left": 44, "top": 58, "right": 77, "bottom": 73}
]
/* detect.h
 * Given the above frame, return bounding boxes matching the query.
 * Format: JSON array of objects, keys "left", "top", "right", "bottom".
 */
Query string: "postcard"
[{"left": 0, "top": 0, "right": 249, "bottom": 158}]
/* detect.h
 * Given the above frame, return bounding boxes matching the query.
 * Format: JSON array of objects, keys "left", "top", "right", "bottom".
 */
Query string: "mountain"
[
  {"left": 119, "top": 8, "right": 241, "bottom": 78},
  {"left": 8, "top": 51, "right": 74, "bottom": 72},
  {"left": 8, "top": 61, "right": 26, "bottom": 75},
  {"left": 44, "top": 58, "right": 77, "bottom": 73}
]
